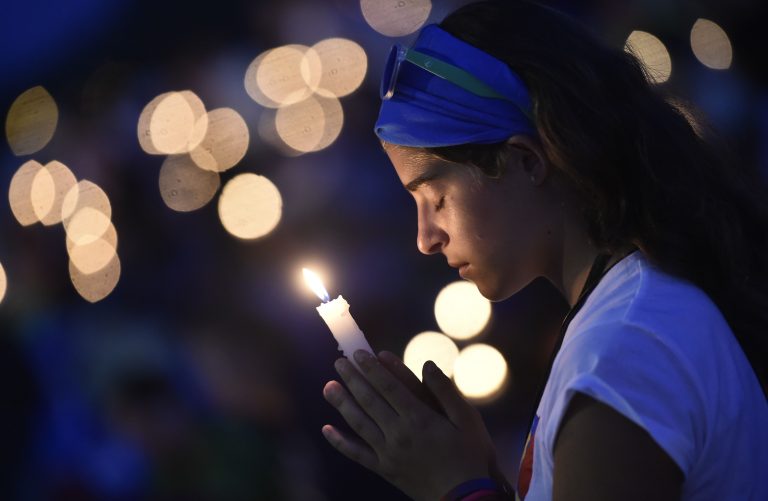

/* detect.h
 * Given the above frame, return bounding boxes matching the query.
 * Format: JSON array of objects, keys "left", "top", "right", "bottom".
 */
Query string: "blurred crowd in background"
[{"left": 1, "top": 0, "right": 766, "bottom": 499}]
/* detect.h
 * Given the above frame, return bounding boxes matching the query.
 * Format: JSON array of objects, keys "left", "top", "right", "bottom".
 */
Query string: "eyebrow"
[{"left": 405, "top": 170, "right": 441, "bottom": 192}]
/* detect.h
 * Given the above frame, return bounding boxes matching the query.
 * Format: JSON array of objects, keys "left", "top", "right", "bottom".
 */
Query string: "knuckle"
[
  {"left": 381, "top": 379, "right": 398, "bottom": 396},
  {"left": 358, "top": 391, "right": 376, "bottom": 409}
]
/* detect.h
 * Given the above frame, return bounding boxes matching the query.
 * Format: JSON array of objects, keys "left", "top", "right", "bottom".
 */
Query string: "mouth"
[{"left": 448, "top": 261, "right": 470, "bottom": 276}]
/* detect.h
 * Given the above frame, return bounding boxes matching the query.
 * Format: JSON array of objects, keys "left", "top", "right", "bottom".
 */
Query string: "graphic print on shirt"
[{"left": 517, "top": 414, "right": 538, "bottom": 500}]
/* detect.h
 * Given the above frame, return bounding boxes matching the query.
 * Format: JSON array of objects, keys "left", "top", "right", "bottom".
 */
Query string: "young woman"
[{"left": 321, "top": 1, "right": 768, "bottom": 499}]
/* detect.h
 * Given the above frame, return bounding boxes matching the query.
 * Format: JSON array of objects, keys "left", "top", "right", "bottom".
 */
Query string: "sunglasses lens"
[{"left": 381, "top": 45, "right": 400, "bottom": 99}]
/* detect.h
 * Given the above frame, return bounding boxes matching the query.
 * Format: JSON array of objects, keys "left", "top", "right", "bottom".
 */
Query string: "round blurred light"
[
  {"left": 624, "top": 30, "right": 671, "bottom": 84},
  {"left": 9, "top": 160, "right": 45, "bottom": 226},
  {"left": 5, "top": 86, "right": 58, "bottom": 156},
  {"left": 67, "top": 222, "right": 118, "bottom": 274},
  {"left": 257, "top": 109, "right": 302, "bottom": 157},
  {"left": 137, "top": 90, "right": 208, "bottom": 155},
  {"left": 69, "top": 253, "right": 121, "bottom": 303},
  {"left": 453, "top": 343, "right": 508, "bottom": 401},
  {"left": 159, "top": 154, "right": 220, "bottom": 212},
  {"left": 434, "top": 281, "right": 491, "bottom": 340},
  {"left": 61, "top": 180, "right": 112, "bottom": 226},
  {"left": 30, "top": 166, "right": 55, "bottom": 224},
  {"left": 691, "top": 18, "right": 732, "bottom": 70},
  {"left": 0, "top": 261, "right": 6, "bottom": 304},
  {"left": 65, "top": 206, "right": 112, "bottom": 246},
  {"left": 403, "top": 331, "right": 459, "bottom": 381},
  {"left": 360, "top": 0, "right": 432, "bottom": 37},
  {"left": 37, "top": 161, "right": 77, "bottom": 226},
  {"left": 305, "top": 38, "right": 367, "bottom": 98},
  {"left": 245, "top": 45, "right": 321, "bottom": 108},
  {"left": 218, "top": 173, "right": 282, "bottom": 240},
  {"left": 275, "top": 95, "right": 343, "bottom": 153},
  {"left": 189, "top": 107, "right": 249, "bottom": 172}
]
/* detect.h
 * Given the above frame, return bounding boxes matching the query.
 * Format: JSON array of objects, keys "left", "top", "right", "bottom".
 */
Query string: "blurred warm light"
[
  {"left": 37, "top": 161, "right": 77, "bottom": 226},
  {"left": 5, "top": 86, "right": 58, "bottom": 156},
  {"left": 403, "top": 331, "right": 459, "bottom": 381},
  {"left": 61, "top": 180, "right": 112, "bottom": 226},
  {"left": 189, "top": 108, "right": 249, "bottom": 172},
  {"left": 30, "top": 165, "right": 54, "bottom": 224},
  {"left": 0, "top": 261, "right": 6, "bottom": 304},
  {"left": 257, "top": 110, "right": 302, "bottom": 156},
  {"left": 137, "top": 90, "right": 208, "bottom": 155},
  {"left": 453, "top": 343, "right": 508, "bottom": 401},
  {"left": 275, "top": 95, "right": 343, "bottom": 152},
  {"left": 69, "top": 253, "right": 121, "bottom": 303},
  {"left": 624, "top": 31, "right": 671, "bottom": 84},
  {"left": 159, "top": 154, "right": 220, "bottom": 212},
  {"left": 67, "top": 222, "right": 118, "bottom": 274},
  {"left": 434, "top": 281, "right": 491, "bottom": 340},
  {"left": 360, "top": 0, "right": 432, "bottom": 37},
  {"left": 306, "top": 38, "right": 367, "bottom": 98},
  {"left": 691, "top": 18, "right": 732, "bottom": 70},
  {"left": 218, "top": 173, "right": 282, "bottom": 240},
  {"left": 303, "top": 268, "right": 330, "bottom": 303},
  {"left": 65, "top": 206, "right": 112, "bottom": 246},
  {"left": 245, "top": 45, "right": 321, "bottom": 108},
  {"left": 9, "top": 160, "right": 44, "bottom": 226}
]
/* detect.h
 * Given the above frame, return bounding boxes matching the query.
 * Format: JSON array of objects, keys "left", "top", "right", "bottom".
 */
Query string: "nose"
[{"left": 416, "top": 206, "right": 448, "bottom": 255}]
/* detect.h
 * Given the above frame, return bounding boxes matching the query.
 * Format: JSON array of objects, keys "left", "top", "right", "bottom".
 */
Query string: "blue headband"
[{"left": 374, "top": 24, "right": 535, "bottom": 148}]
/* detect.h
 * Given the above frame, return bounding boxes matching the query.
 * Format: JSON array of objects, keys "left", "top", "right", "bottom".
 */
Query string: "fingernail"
[
  {"left": 354, "top": 350, "right": 373, "bottom": 364},
  {"left": 334, "top": 359, "right": 348, "bottom": 376}
]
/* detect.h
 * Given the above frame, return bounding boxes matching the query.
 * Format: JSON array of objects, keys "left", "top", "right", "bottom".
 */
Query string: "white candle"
[{"left": 303, "top": 268, "right": 374, "bottom": 372}]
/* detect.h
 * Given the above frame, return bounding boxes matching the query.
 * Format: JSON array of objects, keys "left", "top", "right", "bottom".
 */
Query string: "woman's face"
[{"left": 384, "top": 143, "right": 556, "bottom": 301}]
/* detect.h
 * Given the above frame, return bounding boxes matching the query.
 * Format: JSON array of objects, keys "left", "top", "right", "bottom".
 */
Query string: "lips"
[{"left": 448, "top": 261, "right": 470, "bottom": 277}]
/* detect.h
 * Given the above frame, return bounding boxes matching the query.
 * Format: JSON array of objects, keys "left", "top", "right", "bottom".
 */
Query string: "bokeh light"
[
  {"left": 61, "top": 180, "right": 112, "bottom": 227},
  {"left": 159, "top": 154, "right": 221, "bottom": 212},
  {"left": 69, "top": 253, "right": 121, "bottom": 303},
  {"left": 245, "top": 45, "right": 321, "bottom": 108},
  {"left": 5, "top": 86, "right": 59, "bottom": 156},
  {"left": 0, "top": 261, "right": 6, "bottom": 304},
  {"left": 403, "top": 331, "right": 459, "bottom": 381},
  {"left": 257, "top": 110, "right": 302, "bottom": 156},
  {"left": 453, "top": 343, "right": 508, "bottom": 401},
  {"left": 9, "top": 160, "right": 45, "bottom": 226},
  {"left": 189, "top": 107, "right": 250, "bottom": 172},
  {"left": 275, "top": 95, "right": 343, "bottom": 153},
  {"left": 36, "top": 161, "right": 78, "bottom": 226},
  {"left": 690, "top": 18, "right": 732, "bottom": 70},
  {"left": 434, "top": 281, "right": 492, "bottom": 340},
  {"left": 137, "top": 91, "right": 209, "bottom": 155},
  {"left": 67, "top": 222, "right": 118, "bottom": 275},
  {"left": 624, "top": 30, "right": 672, "bottom": 84},
  {"left": 218, "top": 173, "right": 283, "bottom": 240},
  {"left": 360, "top": 0, "right": 432, "bottom": 37},
  {"left": 65, "top": 206, "right": 112, "bottom": 246},
  {"left": 306, "top": 38, "right": 367, "bottom": 98}
]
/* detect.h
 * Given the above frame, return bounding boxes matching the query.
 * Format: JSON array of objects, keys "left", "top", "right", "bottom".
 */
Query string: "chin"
[{"left": 473, "top": 273, "right": 530, "bottom": 302}]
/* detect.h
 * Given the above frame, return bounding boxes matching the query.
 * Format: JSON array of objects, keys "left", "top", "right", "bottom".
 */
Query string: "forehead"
[{"left": 383, "top": 144, "right": 440, "bottom": 184}]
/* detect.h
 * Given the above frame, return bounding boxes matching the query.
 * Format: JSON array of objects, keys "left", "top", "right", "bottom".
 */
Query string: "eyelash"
[{"left": 434, "top": 196, "right": 445, "bottom": 211}]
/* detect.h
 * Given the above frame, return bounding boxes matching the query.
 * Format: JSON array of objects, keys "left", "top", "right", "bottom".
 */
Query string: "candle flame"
[{"left": 303, "top": 268, "right": 330, "bottom": 302}]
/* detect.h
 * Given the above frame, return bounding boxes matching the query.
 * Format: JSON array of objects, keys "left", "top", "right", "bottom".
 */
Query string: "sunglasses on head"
[{"left": 381, "top": 44, "right": 512, "bottom": 102}]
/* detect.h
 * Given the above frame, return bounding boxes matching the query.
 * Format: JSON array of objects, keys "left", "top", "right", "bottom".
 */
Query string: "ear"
[{"left": 504, "top": 135, "right": 551, "bottom": 185}]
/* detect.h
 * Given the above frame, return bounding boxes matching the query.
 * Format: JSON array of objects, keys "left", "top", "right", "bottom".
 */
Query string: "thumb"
[{"left": 422, "top": 360, "right": 473, "bottom": 426}]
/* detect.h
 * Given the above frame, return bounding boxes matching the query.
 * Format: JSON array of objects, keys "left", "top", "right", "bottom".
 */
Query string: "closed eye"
[{"left": 434, "top": 196, "right": 445, "bottom": 211}]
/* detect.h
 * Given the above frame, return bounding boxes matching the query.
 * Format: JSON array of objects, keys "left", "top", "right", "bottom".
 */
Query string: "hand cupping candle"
[{"left": 303, "top": 268, "right": 374, "bottom": 372}]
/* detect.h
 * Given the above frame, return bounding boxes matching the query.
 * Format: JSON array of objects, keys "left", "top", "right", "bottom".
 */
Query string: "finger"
[
  {"left": 321, "top": 424, "right": 379, "bottom": 472},
  {"left": 422, "top": 360, "right": 475, "bottom": 426},
  {"left": 378, "top": 351, "right": 444, "bottom": 415},
  {"left": 323, "top": 379, "right": 386, "bottom": 450},
  {"left": 352, "top": 350, "right": 427, "bottom": 418}
]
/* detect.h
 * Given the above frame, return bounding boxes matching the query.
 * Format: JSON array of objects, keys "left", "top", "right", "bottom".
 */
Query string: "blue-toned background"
[{"left": 1, "top": 0, "right": 766, "bottom": 499}]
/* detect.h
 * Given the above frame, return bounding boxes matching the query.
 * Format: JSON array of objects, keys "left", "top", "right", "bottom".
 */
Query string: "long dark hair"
[{"left": 429, "top": 0, "right": 768, "bottom": 390}]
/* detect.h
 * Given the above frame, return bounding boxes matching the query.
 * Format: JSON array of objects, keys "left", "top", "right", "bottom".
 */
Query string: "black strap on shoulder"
[{"left": 525, "top": 252, "right": 612, "bottom": 434}]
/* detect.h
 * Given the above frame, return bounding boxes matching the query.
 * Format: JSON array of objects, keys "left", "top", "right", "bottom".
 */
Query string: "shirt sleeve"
[{"left": 537, "top": 322, "right": 706, "bottom": 478}]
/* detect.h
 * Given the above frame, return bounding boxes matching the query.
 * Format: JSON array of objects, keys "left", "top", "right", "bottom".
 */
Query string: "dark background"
[{"left": 1, "top": 0, "right": 766, "bottom": 499}]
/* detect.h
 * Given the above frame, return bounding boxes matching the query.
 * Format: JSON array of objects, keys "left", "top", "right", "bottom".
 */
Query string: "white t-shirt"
[{"left": 519, "top": 251, "right": 768, "bottom": 500}]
